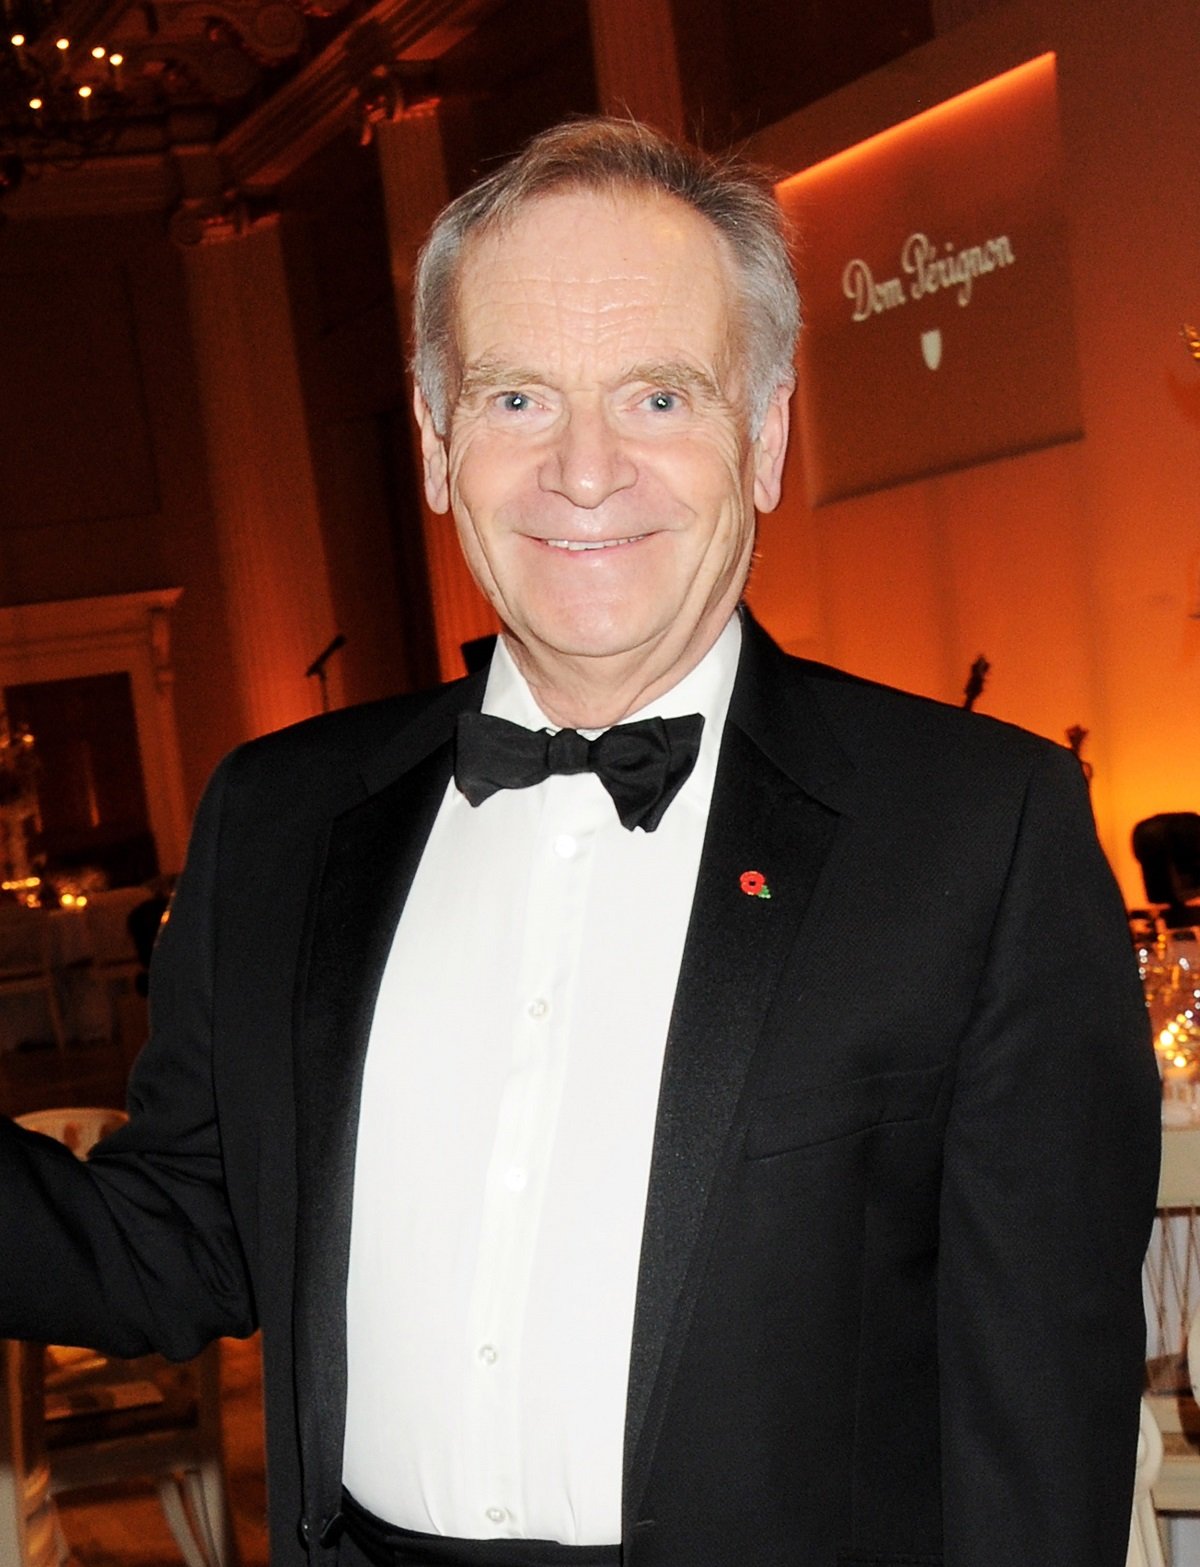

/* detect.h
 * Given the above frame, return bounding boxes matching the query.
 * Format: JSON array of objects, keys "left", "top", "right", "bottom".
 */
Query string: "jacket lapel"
[
  {"left": 292, "top": 675, "right": 483, "bottom": 1542},
  {"left": 288, "top": 620, "right": 855, "bottom": 1543},
  {"left": 623, "top": 618, "right": 855, "bottom": 1523}
]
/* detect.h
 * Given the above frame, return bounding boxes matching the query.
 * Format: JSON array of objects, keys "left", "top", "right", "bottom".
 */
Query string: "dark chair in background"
[
  {"left": 1133, "top": 814, "right": 1200, "bottom": 927},
  {"left": 126, "top": 890, "right": 170, "bottom": 999}
]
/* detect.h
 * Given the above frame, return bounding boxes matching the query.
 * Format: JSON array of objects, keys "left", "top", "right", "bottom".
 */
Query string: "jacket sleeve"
[
  {"left": 938, "top": 742, "right": 1160, "bottom": 1564},
  {"left": 0, "top": 751, "right": 256, "bottom": 1360}
]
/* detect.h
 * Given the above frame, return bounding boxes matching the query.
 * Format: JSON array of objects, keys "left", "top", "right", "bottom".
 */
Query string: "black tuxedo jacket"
[{"left": 0, "top": 617, "right": 1160, "bottom": 1567}]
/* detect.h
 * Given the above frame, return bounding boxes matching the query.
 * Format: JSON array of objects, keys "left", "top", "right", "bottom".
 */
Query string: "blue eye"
[
  {"left": 646, "top": 391, "right": 679, "bottom": 412},
  {"left": 500, "top": 392, "right": 530, "bottom": 412}
]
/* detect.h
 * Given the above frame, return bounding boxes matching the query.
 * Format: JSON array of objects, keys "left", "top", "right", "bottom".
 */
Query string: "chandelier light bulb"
[
  {"left": 108, "top": 51, "right": 122, "bottom": 64},
  {"left": 55, "top": 35, "right": 69, "bottom": 49},
  {"left": 10, "top": 31, "right": 24, "bottom": 45},
  {"left": 28, "top": 95, "right": 42, "bottom": 109},
  {"left": 91, "top": 44, "right": 105, "bottom": 58},
  {"left": 77, "top": 83, "right": 92, "bottom": 96}
]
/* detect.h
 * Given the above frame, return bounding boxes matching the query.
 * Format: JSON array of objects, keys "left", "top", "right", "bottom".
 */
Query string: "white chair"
[
  {"left": 1145, "top": 1126, "right": 1200, "bottom": 1513},
  {"left": 82, "top": 889, "right": 148, "bottom": 1044},
  {"left": 0, "top": 1107, "right": 241, "bottom": 1567},
  {"left": 0, "top": 907, "right": 66, "bottom": 1052},
  {"left": 1129, "top": 1398, "right": 1167, "bottom": 1567},
  {"left": 0, "top": 1342, "right": 68, "bottom": 1566}
]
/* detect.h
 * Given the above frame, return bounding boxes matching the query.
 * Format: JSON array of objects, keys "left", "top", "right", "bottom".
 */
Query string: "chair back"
[
  {"left": 0, "top": 1339, "right": 61, "bottom": 1567},
  {"left": 1157, "top": 1126, "right": 1200, "bottom": 1209},
  {"left": 1134, "top": 814, "right": 1200, "bottom": 908},
  {"left": 1127, "top": 1400, "right": 1166, "bottom": 1567},
  {"left": 0, "top": 909, "right": 52, "bottom": 982},
  {"left": 1143, "top": 1129, "right": 1200, "bottom": 1519},
  {"left": 0, "top": 1099, "right": 77, "bottom": 1567},
  {"left": 1147, "top": 1129, "right": 1200, "bottom": 1395},
  {"left": 83, "top": 890, "right": 145, "bottom": 969}
]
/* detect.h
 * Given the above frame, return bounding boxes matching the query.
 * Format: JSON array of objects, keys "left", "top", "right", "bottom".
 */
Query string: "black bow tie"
[{"left": 454, "top": 709, "right": 704, "bottom": 832}]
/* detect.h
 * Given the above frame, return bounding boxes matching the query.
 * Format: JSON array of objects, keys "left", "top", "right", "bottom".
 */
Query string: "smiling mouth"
[{"left": 541, "top": 535, "right": 648, "bottom": 552}]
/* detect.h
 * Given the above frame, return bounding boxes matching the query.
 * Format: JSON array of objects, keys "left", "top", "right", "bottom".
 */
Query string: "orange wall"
[{"left": 745, "top": 0, "right": 1200, "bottom": 904}]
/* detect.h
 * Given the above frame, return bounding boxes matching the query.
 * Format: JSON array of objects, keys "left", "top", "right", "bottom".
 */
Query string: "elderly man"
[{"left": 0, "top": 119, "right": 1159, "bottom": 1567}]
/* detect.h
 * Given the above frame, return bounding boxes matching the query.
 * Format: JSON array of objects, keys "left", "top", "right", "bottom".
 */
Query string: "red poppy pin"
[{"left": 739, "top": 869, "right": 771, "bottom": 900}]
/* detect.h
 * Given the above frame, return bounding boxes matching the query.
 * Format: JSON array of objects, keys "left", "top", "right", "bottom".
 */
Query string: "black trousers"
[{"left": 341, "top": 1492, "right": 622, "bottom": 1567}]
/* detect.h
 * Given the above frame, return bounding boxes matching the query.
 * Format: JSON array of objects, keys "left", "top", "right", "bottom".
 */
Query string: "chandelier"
[
  {"left": 0, "top": 0, "right": 323, "bottom": 177},
  {"left": 1, "top": 15, "right": 133, "bottom": 168}
]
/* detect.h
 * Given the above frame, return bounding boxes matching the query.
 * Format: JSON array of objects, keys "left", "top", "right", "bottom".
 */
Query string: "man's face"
[{"left": 416, "top": 187, "right": 790, "bottom": 714}]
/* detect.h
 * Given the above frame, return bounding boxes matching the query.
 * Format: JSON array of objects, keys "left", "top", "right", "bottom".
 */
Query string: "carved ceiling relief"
[{"left": 0, "top": 0, "right": 470, "bottom": 227}]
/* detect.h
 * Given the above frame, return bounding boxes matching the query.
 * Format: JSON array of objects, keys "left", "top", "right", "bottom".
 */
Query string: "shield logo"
[{"left": 921, "top": 329, "right": 943, "bottom": 371}]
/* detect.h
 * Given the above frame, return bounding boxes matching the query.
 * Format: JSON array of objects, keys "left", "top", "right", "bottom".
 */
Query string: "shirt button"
[
  {"left": 503, "top": 1167, "right": 528, "bottom": 1192},
  {"left": 486, "top": 1507, "right": 506, "bottom": 1525},
  {"left": 477, "top": 1343, "right": 498, "bottom": 1365},
  {"left": 553, "top": 833, "right": 578, "bottom": 859},
  {"left": 527, "top": 998, "right": 549, "bottom": 1019}
]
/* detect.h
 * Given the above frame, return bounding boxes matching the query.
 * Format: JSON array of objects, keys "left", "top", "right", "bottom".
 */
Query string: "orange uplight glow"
[{"left": 777, "top": 53, "right": 1057, "bottom": 198}]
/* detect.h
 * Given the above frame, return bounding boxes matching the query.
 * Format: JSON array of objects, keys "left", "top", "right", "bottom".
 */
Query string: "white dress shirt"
[{"left": 342, "top": 614, "right": 741, "bottom": 1543}]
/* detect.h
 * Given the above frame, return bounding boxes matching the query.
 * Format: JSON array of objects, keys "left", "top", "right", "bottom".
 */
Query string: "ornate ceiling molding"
[
  {"left": 218, "top": 0, "right": 494, "bottom": 192},
  {"left": 1, "top": 0, "right": 496, "bottom": 216}
]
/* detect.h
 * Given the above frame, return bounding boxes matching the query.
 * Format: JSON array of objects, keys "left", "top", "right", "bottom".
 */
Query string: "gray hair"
[{"left": 412, "top": 117, "right": 799, "bottom": 438}]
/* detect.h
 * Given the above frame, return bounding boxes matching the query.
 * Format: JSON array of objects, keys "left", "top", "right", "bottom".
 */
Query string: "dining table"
[{"left": 0, "top": 895, "right": 142, "bottom": 1053}]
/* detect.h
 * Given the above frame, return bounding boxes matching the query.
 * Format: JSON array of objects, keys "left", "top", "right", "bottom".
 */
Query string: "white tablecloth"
[{"left": 0, "top": 902, "right": 137, "bottom": 1051}]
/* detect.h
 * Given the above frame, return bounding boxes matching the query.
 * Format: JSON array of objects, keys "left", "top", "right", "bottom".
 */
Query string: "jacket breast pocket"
[{"left": 744, "top": 1063, "right": 944, "bottom": 1159}]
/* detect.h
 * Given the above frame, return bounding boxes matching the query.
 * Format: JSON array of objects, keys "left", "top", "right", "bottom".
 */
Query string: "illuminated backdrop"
[{"left": 778, "top": 53, "right": 1083, "bottom": 505}]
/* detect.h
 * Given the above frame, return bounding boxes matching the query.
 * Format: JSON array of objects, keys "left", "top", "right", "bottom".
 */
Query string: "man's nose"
[{"left": 538, "top": 403, "right": 637, "bottom": 508}]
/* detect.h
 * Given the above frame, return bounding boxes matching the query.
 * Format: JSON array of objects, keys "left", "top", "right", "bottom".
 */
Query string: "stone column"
[
  {"left": 375, "top": 101, "right": 498, "bottom": 682},
  {"left": 587, "top": 0, "right": 686, "bottom": 137},
  {"left": 183, "top": 219, "right": 342, "bottom": 738}
]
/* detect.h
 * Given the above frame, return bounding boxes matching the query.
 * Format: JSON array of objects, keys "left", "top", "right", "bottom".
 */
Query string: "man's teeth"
[{"left": 544, "top": 536, "right": 646, "bottom": 551}]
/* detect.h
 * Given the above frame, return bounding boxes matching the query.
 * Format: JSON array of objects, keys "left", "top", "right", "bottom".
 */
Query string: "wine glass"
[{"left": 1144, "top": 927, "right": 1200, "bottom": 1123}]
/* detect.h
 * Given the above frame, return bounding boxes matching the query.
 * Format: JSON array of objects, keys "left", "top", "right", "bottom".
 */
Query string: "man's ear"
[
  {"left": 413, "top": 384, "right": 450, "bottom": 514},
  {"left": 752, "top": 383, "right": 792, "bottom": 514}
]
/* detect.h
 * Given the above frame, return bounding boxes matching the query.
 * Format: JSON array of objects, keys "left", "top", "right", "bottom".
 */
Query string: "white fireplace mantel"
[{"left": 0, "top": 589, "right": 190, "bottom": 874}]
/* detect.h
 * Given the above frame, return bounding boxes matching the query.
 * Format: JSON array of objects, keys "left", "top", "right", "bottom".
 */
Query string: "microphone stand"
[{"left": 305, "top": 633, "right": 346, "bottom": 713}]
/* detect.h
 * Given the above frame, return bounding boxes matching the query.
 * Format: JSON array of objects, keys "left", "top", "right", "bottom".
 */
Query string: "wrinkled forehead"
[{"left": 449, "top": 187, "right": 744, "bottom": 362}]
